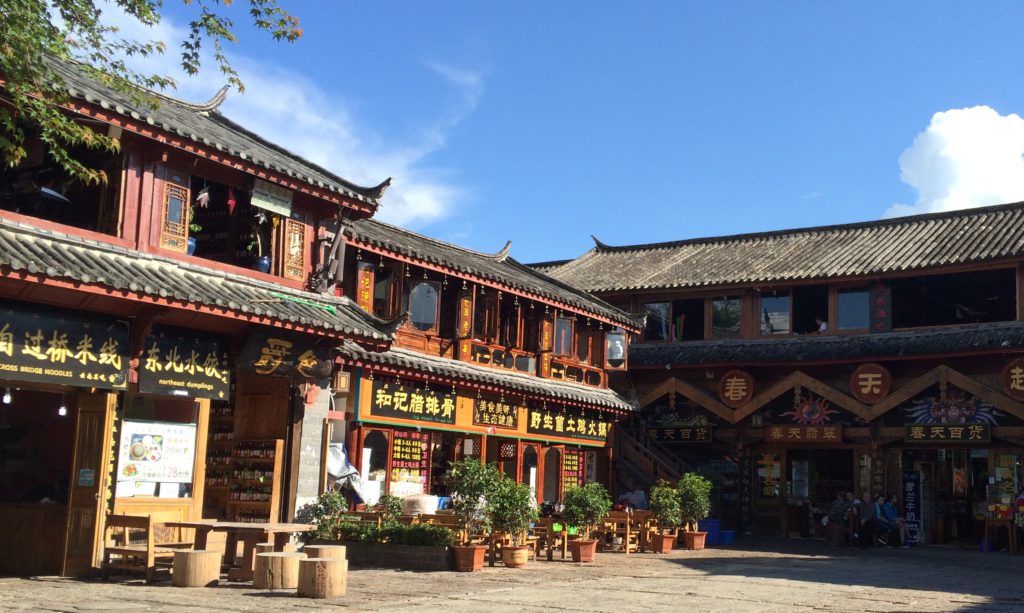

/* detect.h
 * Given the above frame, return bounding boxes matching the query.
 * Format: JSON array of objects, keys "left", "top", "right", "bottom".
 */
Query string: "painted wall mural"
[{"left": 902, "top": 391, "right": 1003, "bottom": 425}]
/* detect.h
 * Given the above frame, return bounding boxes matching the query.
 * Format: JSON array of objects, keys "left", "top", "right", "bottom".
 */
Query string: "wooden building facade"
[
  {"left": 545, "top": 203, "right": 1024, "bottom": 544},
  {"left": 0, "top": 60, "right": 397, "bottom": 576}
]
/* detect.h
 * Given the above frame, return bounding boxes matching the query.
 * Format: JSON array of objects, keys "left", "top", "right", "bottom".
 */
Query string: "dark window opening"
[
  {"left": 643, "top": 302, "right": 671, "bottom": 341},
  {"left": 0, "top": 128, "right": 123, "bottom": 236},
  {"left": 439, "top": 284, "right": 459, "bottom": 339},
  {"left": 891, "top": 269, "right": 1016, "bottom": 328},
  {"left": 836, "top": 288, "right": 869, "bottom": 330},
  {"left": 553, "top": 316, "right": 574, "bottom": 356},
  {"left": 672, "top": 299, "right": 705, "bottom": 341},
  {"left": 793, "top": 285, "right": 828, "bottom": 334},
  {"left": 373, "top": 265, "right": 397, "bottom": 318},
  {"left": 575, "top": 327, "right": 602, "bottom": 365},
  {"left": 521, "top": 305, "right": 540, "bottom": 353},
  {"left": 405, "top": 280, "right": 440, "bottom": 332},
  {"left": 187, "top": 177, "right": 272, "bottom": 271},
  {"left": 473, "top": 293, "right": 498, "bottom": 342},
  {"left": 760, "top": 291, "right": 791, "bottom": 336},
  {"left": 499, "top": 294, "right": 520, "bottom": 348},
  {"left": 711, "top": 297, "right": 742, "bottom": 339}
]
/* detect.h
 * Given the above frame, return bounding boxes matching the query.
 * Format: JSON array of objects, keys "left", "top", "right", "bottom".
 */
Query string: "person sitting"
[
  {"left": 854, "top": 493, "right": 878, "bottom": 548},
  {"left": 883, "top": 493, "right": 908, "bottom": 547},
  {"left": 874, "top": 495, "right": 893, "bottom": 546},
  {"left": 825, "top": 492, "right": 851, "bottom": 546},
  {"left": 814, "top": 316, "right": 828, "bottom": 334}
]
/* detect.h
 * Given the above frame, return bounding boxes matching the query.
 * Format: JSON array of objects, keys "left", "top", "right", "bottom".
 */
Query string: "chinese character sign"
[
  {"left": 117, "top": 420, "right": 197, "bottom": 484},
  {"left": 849, "top": 363, "right": 891, "bottom": 404},
  {"left": 647, "top": 426, "right": 713, "bottom": 443},
  {"left": 869, "top": 281, "right": 892, "bottom": 333},
  {"left": 356, "top": 262, "right": 374, "bottom": 312},
  {"left": 765, "top": 425, "right": 843, "bottom": 443},
  {"left": 138, "top": 327, "right": 230, "bottom": 400},
  {"left": 239, "top": 330, "right": 333, "bottom": 379},
  {"left": 526, "top": 407, "right": 610, "bottom": 441},
  {"left": 389, "top": 430, "right": 431, "bottom": 496},
  {"left": 562, "top": 449, "right": 584, "bottom": 493},
  {"left": 904, "top": 424, "right": 990, "bottom": 444},
  {"left": 473, "top": 397, "right": 520, "bottom": 429},
  {"left": 718, "top": 370, "right": 754, "bottom": 408},
  {"left": 370, "top": 379, "right": 457, "bottom": 425},
  {"left": 1001, "top": 358, "right": 1024, "bottom": 401},
  {"left": 0, "top": 303, "right": 128, "bottom": 389},
  {"left": 902, "top": 471, "right": 922, "bottom": 544}
]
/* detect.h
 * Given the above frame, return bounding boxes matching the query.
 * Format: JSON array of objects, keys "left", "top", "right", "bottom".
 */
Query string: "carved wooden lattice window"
[
  {"left": 160, "top": 181, "right": 190, "bottom": 253},
  {"left": 283, "top": 218, "right": 308, "bottom": 281}
]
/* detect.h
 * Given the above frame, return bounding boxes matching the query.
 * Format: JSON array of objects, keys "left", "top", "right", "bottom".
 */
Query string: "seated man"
[
  {"left": 882, "top": 494, "right": 908, "bottom": 547},
  {"left": 874, "top": 495, "right": 893, "bottom": 546},
  {"left": 854, "top": 494, "right": 878, "bottom": 548}
]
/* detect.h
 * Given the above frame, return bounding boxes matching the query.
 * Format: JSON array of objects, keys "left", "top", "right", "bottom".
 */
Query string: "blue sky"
[{"left": 138, "top": 2, "right": 1024, "bottom": 262}]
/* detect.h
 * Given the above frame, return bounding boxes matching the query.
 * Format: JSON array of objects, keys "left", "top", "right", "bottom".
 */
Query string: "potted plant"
[
  {"left": 489, "top": 476, "right": 539, "bottom": 568},
  {"left": 445, "top": 458, "right": 501, "bottom": 572},
  {"left": 375, "top": 493, "right": 403, "bottom": 526},
  {"left": 562, "top": 482, "right": 611, "bottom": 563},
  {"left": 678, "top": 473, "right": 713, "bottom": 550},
  {"left": 648, "top": 479, "right": 682, "bottom": 553}
]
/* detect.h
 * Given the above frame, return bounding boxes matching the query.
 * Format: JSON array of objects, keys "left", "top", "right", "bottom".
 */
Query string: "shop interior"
[{"left": 785, "top": 448, "right": 854, "bottom": 537}]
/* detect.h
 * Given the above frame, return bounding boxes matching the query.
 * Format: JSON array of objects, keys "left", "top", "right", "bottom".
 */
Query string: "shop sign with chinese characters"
[
  {"left": 238, "top": 330, "right": 333, "bottom": 379},
  {"left": 0, "top": 303, "right": 128, "bottom": 389},
  {"left": 849, "top": 363, "right": 891, "bottom": 404},
  {"left": 370, "top": 380, "right": 456, "bottom": 425},
  {"left": 765, "top": 425, "right": 843, "bottom": 443},
  {"left": 904, "top": 424, "right": 990, "bottom": 444},
  {"left": 718, "top": 370, "right": 754, "bottom": 408},
  {"left": 1001, "top": 358, "right": 1024, "bottom": 401},
  {"left": 562, "top": 449, "right": 584, "bottom": 492},
  {"left": 389, "top": 430, "right": 431, "bottom": 497},
  {"left": 473, "top": 397, "right": 520, "bottom": 429},
  {"left": 647, "top": 426, "right": 712, "bottom": 443},
  {"left": 138, "top": 327, "right": 230, "bottom": 400},
  {"left": 526, "top": 408, "right": 609, "bottom": 442}
]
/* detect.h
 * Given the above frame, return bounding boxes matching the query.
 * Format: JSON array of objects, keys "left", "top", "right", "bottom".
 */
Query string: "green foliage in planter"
[
  {"left": 381, "top": 523, "right": 456, "bottom": 547},
  {"left": 375, "top": 493, "right": 403, "bottom": 525},
  {"left": 335, "top": 522, "right": 380, "bottom": 543},
  {"left": 489, "top": 476, "right": 539, "bottom": 546},
  {"left": 677, "top": 472, "right": 713, "bottom": 531},
  {"left": 649, "top": 479, "right": 682, "bottom": 532},
  {"left": 562, "top": 482, "right": 611, "bottom": 538},
  {"left": 296, "top": 490, "right": 348, "bottom": 540},
  {"left": 445, "top": 458, "right": 501, "bottom": 543}
]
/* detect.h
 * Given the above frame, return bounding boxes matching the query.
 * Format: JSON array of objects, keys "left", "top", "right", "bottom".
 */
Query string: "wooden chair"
[
  {"left": 631, "top": 510, "right": 657, "bottom": 552},
  {"left": 530, "top": 517, "right": 567, "bottom": 560},
  {"left": 337, "top": 511, "right": 382, "bottom": 528},
  {"left": 599, "top": 511, "right": 639, "bottom": 554},
  {"left": 102, "top": 514, "right": 193, "bottom": 582}
]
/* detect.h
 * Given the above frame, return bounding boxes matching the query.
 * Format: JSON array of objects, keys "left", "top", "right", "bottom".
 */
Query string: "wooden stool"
[
  {"left": 172, "top": 550, "right": 221, "bottom": 587},
  {"left": 256, "top": 543, "right": 297, "bottom": 555},
  {"left": 297, "top": 557, "right": 347, "bottom": 599},
  {"left": 253, "top": 552, "right": 306, "bottom": 590},
  {"left": 302, "top": 544, "right": 347, "bottom": 560}
]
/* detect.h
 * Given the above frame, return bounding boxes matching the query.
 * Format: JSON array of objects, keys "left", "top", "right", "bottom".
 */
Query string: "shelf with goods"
[
  {"left": 226, "top": 439, "right": 283, "bottom": 523},
  {"left": 205, "top": 403, "right": 235, "bottom": 490}
]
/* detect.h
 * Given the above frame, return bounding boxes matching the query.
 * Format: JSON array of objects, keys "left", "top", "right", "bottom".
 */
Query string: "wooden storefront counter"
[{"left": 0, "top": 503, "right": 67, "bottom": 576}]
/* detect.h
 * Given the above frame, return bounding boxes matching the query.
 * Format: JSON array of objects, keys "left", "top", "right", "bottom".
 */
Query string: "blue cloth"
[{"left": 881, "top": 501, "right": 897, "bottom": 522}]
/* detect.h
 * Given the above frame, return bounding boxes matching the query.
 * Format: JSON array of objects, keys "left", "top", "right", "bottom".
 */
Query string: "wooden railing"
[{"left": 614, "top": 427, "right": 690, "bottom": 490}]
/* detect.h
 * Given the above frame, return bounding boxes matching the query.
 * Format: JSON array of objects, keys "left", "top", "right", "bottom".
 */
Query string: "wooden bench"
[
  {"left": 599, "top": 511, "right": 640, "bottom": 554},
  {"left": 102, "top": 514, "right": 193, "bottom": 582},
  {"left": 530, "top": 517, "right": 567, "bottom": 560}
]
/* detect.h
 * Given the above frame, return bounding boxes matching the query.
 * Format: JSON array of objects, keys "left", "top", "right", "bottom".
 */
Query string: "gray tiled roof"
[
  {"left": 48, "top": 59, "right": 388, "bottom": 206},
  {"left": 344, "top": 219, "right": 642, "bottom": 331},
  {"left": 550, "top": 202, "right": 1024, "bottom": 293},
  {"left": 0, "top": 218, "right": 399, "bottom": 342},
  {"left": 629, "top": 321, "right": 1024, "bottom": 367},
  {"left": 338, "top": 341, "right": 635, "bottom": 412}
]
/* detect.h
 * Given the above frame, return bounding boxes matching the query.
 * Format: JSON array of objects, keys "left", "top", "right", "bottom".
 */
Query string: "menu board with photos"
[
  {"left": 117, "top": 420, "right": 197, "bottom": 485},
  {"left": 389, "top": 430, "right": 431, "bottom": 496}
]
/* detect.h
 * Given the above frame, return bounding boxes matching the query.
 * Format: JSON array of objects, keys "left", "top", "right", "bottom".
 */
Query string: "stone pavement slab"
[{"left": 2, "top": 540, "right": 1023, "bottom": 612}]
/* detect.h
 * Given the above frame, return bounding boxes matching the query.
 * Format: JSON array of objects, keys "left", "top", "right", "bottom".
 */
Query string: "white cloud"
[
  {"left": 886, "top": 106, "right": 1024, "bottom": 217},
  {"left": 92, "top": 5, "right": 481, "bottom": 227}
]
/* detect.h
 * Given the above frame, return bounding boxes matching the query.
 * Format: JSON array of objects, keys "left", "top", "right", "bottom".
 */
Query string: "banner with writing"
[
  {"left": 370, "top": 379, "right": 457, "bottom": 424},
  {"left": 647, "top": 426, "right": 712, "bottom": 443},
  {"left": 473, "top": 397, "right": 520, "bottom": 429},
  {"left": 238, "top": 329, "right": 333, "bottom": 379},
  {"left": 904, "top": 424, "right": 990, "bottom": 444},
  {"left": 388, "top": 430, "right": 431, "bottom": 496},
  {"left": 138, "top": 326, "right": 230, "bottom": 400},
  {"left": 526, "top": 408, "right": 609, "bottom": 442},
  {"left": 0, "top": 303, "right": 128, "bottom": 389}
]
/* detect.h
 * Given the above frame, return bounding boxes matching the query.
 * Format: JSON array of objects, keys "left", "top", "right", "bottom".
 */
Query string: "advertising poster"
[
  {"left": 903, "top": 471, "right": 922, "bottom": 545},
  {"left": 117, "top": 420, "right": 197, "bottom": 485}
]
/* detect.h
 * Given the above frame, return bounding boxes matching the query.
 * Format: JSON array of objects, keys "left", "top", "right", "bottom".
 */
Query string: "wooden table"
[{"left": 164, "top": 520, "right": 313, "bottom": 581}]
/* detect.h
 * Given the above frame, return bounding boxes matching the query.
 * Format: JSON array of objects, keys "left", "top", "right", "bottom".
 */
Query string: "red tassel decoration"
[{"left": 227, "top": 188, "right": 237, "bottom": 215}]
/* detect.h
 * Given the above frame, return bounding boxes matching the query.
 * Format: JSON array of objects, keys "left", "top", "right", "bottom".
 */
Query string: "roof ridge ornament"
[
  {"left": 369, "top": 177, "right": 393, "bottom": 199},
  {"left": 591, "top": 235, "right": 611, "bottom": 250},
  {"left": 493, "top": 240, "right": 513, "bottom": 261},
  {"left": 151, "top": 85, "right": 229, "bottom": 115}
]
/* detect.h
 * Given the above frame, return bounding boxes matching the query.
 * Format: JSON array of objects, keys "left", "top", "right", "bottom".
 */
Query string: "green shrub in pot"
[
  {"left": 562, "top": 482, "right": 612, "bottom": 539},
  {"left": 489, "top": 476, "right": 539, "bottom": 546}
]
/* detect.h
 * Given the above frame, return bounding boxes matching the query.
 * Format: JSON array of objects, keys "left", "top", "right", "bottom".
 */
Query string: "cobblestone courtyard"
[{"left": 3, "top": 541, "right": 1023, "bottom": 612}]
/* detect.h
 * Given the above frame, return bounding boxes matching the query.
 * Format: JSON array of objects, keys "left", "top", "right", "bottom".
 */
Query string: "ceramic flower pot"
[
  {"left": 683, "top": 531, "right": 707, "bottom": 550},
  {"left": 568, "top": 539, "right": 598, "bottom": 563},
  {"left": 651, "top": 532, "right": 676, "bottom": 554},
  {"left": 453, "top": 544, "right": 487, "bottom": 572},
  {"left": 500, "top": 545, "right": 531, "bottom": 568},
  {"left": 187, "top": 236, "right": 197, "bottom": 255}
]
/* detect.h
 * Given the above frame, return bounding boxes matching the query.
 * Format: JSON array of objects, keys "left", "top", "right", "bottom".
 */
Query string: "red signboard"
[
  {"left": 718, "top": 370, "right": 755, "bottom": 408},
  {"left": 849, "top": 363, "right": 892, "bottom": 404},
  {"left": 1001, "top": 358, "right": 1024, "bottom": 401}
]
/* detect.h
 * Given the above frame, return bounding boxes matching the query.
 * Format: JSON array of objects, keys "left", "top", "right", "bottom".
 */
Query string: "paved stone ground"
[{"left": 3, "top": 540, "right": 1024, "bottom": 612}]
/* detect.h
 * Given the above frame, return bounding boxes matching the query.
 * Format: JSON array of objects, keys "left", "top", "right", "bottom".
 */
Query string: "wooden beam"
[
  {"left": 637, "top": 378, "right": 678, "bottom": 410},
  {"left": 793, "top": 372, "right": 870, "bottom": 421},
  {"left": 732, "top": 371, "right": 805, "bottom": 423},
  {"left": 671, "top": 378, "right": 737, "bottom": 423},
  {"left": 864, "top": 367, "right": 944, "bottom": 421},
  {"left": 944, "top": 368, "right": 1024, "bottom": 422}
]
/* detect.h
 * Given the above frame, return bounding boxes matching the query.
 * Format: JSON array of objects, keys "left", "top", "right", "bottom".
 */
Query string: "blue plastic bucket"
[
  {"left": 698, "top": 519, "right": 720, "bottom": 545},
  {"left": 719, "top": 529, "right": 736, "bottom": 545},
  {"left": 979, "top": 538, "right": 995, "bottom": 552}
]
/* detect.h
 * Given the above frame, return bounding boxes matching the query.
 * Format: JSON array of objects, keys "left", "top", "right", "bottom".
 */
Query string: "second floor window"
[
  {"left": 711, "top": 297, "right": 742, "bottom": 338},
  {"left": 373, "top": 265, "right": 397, "bottom": 318},
  {"left": 553, "top": 316, "right": 574, "bottom": 356},
  {"left": 474, "top": 293, "right": 498, "bottom": 342},
  {"left": 604, "top": 331, "right": 627, "bottom": 370},
  {"left": 406, "top": 280, "right": 440, "bottom": 332},
  {"left": 643, "top": 302, "right": 671, "bottom": 341},
  {"left": 837, "top": 288, "right": 869, "bottom": 330},
  {"left": 760, "top": 292, "right": 791, "bottom": 336}
]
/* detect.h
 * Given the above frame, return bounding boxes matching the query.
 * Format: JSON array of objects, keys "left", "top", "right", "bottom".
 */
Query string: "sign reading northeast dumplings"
[
  {"left": 0, "top": 303, "right": 128, "bottom": 389},
  {"left": 117, "top": 420, "right": 197, "bottom": 484},
  {"left": 138, "top": 327, "right": 230, "bottom": 400},
  {"left": 370, "top": 379, "right": 456, "bottom": 424}
]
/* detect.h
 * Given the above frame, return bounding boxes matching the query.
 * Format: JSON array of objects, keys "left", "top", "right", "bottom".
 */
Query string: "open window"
[
  {"left": 553, "top": 316, "right": 574, "bottom": 356},
  {"left": 642, "top": 302, "right": 671, "bottom": 341},
  {"left": 711, "top": 296, "right": 742, "bottom": 339},
  {"left": 891, "top": 269, "right": 1016, "bottom": 328},
  {"left": 373, "top": 265, "right": 399, "bottom": 319},
  {"left": 499, "top": 294, "right": 521, "bottom": 348},
  {"left": 473, "top": 292, "right": 499, "bottom": 343},
  {"left": 759, "top": 291, "right": 791, "bottom": 336},
  {"left": 521, "top": 304, "right": 541, "bottom": 353},
  {"left": 575, "top": 327, "right": 603, "bottom": 365},
  {"left": 793, "top": 285, "right": 828, "bottom": 334},
  {"left": 672, "top": 299, "right": 705, "bottom": 341},
  {"left": 0, "top": 126, "right": 123, "bottom": 237}
]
